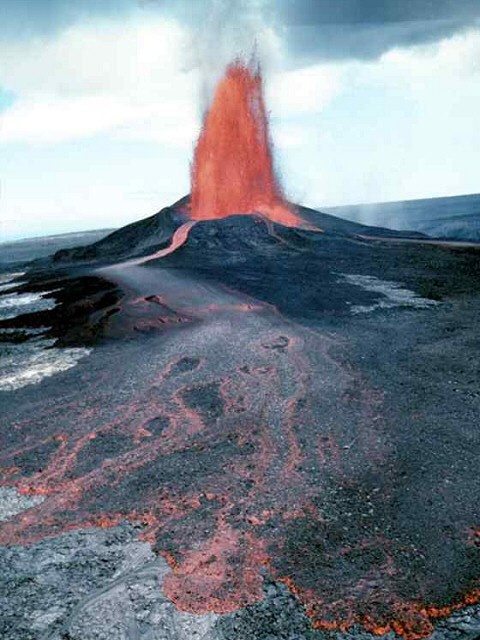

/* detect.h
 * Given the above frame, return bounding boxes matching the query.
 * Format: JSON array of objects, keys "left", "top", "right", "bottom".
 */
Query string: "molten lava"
[{"left": 190, "top": 59, "right": 302, "bottom": 227}]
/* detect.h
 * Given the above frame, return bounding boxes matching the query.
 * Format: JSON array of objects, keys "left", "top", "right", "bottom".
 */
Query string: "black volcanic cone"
[{"left": 50, "top": 196, "right": 422, "bottom": 268}]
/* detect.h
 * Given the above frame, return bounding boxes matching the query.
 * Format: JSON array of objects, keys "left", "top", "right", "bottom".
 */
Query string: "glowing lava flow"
[
  {"left": 102, "top": 221, "right": 196, "bottom": 271},
  {"left": 190, "top": 58, "right": 302, "bottom": 227},
  {"left": 128, "top": 221, "right": 195, "bottom": 266},
  {"left": 142, "top": 222, "right": 196, "bottom": 262}
]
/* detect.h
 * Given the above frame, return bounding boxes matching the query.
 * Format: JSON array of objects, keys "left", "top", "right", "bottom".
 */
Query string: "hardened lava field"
[{"left": 1, "top": 211, "right": 480, "bottom": 640}]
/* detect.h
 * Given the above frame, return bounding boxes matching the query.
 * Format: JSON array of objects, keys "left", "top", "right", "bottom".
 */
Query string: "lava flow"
[{"left": 190, "top": 58, "right": 302, "bottom": 227}]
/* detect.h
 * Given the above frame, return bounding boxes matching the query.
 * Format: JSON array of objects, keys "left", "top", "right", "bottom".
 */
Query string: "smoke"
[{"left": 172, "top": 0, "right": 282, "bottom": 110}]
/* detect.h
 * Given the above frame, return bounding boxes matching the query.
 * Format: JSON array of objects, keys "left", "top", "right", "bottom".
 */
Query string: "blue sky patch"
[{"left": 0, "top": 88, "right": 16, "bottom": 112}]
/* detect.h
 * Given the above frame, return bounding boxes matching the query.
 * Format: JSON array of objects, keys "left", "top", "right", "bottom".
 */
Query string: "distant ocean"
[
  {"left": 0, "top": 229, "right": 112, "bottom": 392},
  {"left": 325, "top": 193, "right": 480, "bottom": 241}
]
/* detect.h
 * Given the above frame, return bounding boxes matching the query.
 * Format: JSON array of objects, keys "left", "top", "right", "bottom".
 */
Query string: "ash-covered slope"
[{"left": 153, "top": 213, "right": 480, "bottom": 321}]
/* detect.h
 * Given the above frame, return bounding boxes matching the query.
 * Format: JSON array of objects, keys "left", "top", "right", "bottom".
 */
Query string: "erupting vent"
[{"left": 190, "top": 58, "right": 302, "bottom": 227}]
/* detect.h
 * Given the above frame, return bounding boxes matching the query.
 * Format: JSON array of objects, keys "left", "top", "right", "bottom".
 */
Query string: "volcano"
[{"left": 1, "top": 55, "right": 480, "bottom": 640}]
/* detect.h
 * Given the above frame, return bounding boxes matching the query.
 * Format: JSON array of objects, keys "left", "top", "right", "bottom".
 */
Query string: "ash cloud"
[{"left": 154, "top": 0, "right": 480, "bottom": 67}]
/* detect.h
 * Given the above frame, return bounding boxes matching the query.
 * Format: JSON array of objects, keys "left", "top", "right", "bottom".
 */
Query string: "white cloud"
[
  {"left": 274, "top": 28, "right": 480, "bottom": 209},
  {"left": 0, "top": 15, "right": 200, "bottom": 145},
  {"left": 361, "top": 28, "right": 480, "bottom": 92},
  {"left": 0, "top": 5, "right": 347, "bottom": 147},
  {"left": 0, "top": 97, "right": 151, "bottom": 143},
  {"left": 0, "top": 7, "right": 346, "bottom": 146},
  {"left": 271, "top": 122, "right": 307, "bottom": 148},
  {"left": 0, "top": 15, "right": 190, "bottom": 99},
  {"left": 391, "top": 28, "right": 480, "bottom": 75},
  {"left": 0, "top": 97, "right": 200, "bottom": 146},
  {"left": 268, "top": 63, "right": 342, "bottom": 117}
]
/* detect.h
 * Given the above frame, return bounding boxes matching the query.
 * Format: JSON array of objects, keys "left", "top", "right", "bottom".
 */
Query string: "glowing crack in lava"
[{"left": 190, "top": 58, "right": 302, "bottom": 227}]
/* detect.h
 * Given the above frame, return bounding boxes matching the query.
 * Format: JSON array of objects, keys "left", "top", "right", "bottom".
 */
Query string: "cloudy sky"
[{"left": 1, "top": 0, "right": 480, "bottom": 240}]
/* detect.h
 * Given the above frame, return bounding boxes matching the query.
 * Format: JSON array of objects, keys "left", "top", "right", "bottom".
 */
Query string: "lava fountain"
[{"left": 190, "top": 58, "right": 303, "bottom": 227}]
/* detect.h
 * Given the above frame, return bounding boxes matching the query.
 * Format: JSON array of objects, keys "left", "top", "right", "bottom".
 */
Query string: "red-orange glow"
[
  {"left": 190, "top": 59, "right": 302, "bottom": 227},
  {"left": 163, "top": 522, "right": 269, "bottom": 614},
  {"left": 144, "top": 221, "right": 196, "bottom": 261},
  {"left": 114, "top": 221, "right": 196, "bottom": 269}
]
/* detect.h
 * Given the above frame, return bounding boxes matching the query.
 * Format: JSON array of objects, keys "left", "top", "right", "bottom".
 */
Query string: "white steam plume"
[{"left": 174, "top": 0, "right": 282, "bottom": 109}]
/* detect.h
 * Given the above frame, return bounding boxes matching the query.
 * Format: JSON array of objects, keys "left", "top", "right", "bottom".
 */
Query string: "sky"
[{"left": 1, "top": 0, "right": 480, "bottom": 240}]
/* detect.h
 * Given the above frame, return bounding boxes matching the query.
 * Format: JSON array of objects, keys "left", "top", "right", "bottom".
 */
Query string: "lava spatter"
[{"left": 190, "top": 58, "right": 302, "bottom": 227}]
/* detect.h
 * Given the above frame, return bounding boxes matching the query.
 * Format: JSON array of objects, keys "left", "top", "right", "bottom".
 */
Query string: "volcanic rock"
[
  {"left": 47, "top": 196, "right": 423, "bottom": 269},
  {"left": 1, "top": 197, "right": 479, "bottom": 640}
]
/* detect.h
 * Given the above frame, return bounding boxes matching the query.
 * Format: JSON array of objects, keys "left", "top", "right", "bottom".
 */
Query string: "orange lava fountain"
[{"left": 190, "top": 58, "right": 302, "bottom": 227}]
